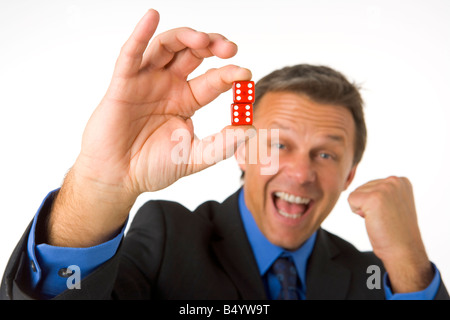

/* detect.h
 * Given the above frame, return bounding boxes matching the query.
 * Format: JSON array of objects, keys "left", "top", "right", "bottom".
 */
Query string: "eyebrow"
[
  {"left": 326, "top": 134, "right": 344, "bottom": 142},
  {"left": 267, "top": 122, "right": 292, "bottom": 131},
  {"left": 268, "top": 123, "right": 346, "bottom": 142}
]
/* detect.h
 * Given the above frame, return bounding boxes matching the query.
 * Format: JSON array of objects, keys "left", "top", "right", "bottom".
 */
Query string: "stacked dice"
[{"left": 231, "top": 81, "right": 254, "bottom": 125}]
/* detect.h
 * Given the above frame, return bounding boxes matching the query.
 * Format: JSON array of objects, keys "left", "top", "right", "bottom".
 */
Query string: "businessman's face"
[{"left": 238, "top": 92, "right": 357, "bottom": 250}]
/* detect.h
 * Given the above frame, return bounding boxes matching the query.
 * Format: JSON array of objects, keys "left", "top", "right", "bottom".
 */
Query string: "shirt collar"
[{"left": 238, "top": 188, "right": 317, "bottom": 286}]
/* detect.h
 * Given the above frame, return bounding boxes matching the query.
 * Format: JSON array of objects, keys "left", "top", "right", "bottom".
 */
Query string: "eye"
[
  {"left": 272, "top": 143, "right": 286, "bottom": 150},
  {"left": 318, "top": 152, "right": 333, "bottom": 160}
]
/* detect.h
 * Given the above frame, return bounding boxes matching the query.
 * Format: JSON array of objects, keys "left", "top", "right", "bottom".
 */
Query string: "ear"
[{"left": 343, "top": 164, "right": 358, "bottom": 191}]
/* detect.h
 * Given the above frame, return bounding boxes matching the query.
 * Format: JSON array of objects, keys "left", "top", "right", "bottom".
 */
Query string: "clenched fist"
[{"left": 348, "top": 176, "right": 434, "bottom": 293}]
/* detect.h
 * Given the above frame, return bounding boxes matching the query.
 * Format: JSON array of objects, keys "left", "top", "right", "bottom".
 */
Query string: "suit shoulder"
[
  {"left": 130, "top": 198, "right": 223, "bottom": 233},
  {"left": 137, "top": 198, "right": 221, "bottom": 218}
]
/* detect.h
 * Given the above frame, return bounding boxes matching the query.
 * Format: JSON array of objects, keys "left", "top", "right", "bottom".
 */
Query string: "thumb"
[
  {"left": 189, "top": 125, "right": 256, "bottom": 173},
  {"left": 348, "top": 190, "right": 366, "bottom": 218}
]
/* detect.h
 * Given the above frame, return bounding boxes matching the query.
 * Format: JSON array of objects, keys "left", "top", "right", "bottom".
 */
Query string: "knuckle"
[
  {"left": 400, "top": 176, "right": 412, "bottom": 186},
  {"left": 205, "top": 67, "right": 218, "bottom": 75},
  {"left": 371, "top": 190, "right": 385, "bottom": 205},
  {"left": 383, "top": 176, "right": 402, "bottom": 190},
  {"left": 385, "top": 175, "right": 399, "bottom": 184},
  {"left": 347, "top": 192, "right": 356, "bottom": 203},
  {"left": 385, "top": 175, "right": 413, "bottom": 190}
]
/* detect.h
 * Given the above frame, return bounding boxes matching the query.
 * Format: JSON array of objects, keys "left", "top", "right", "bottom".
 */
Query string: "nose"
[{"left": 283, "top": 153, "right": 316, "bottom": 185}]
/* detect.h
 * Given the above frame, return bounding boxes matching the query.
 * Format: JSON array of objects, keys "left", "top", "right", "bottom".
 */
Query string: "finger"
[
  {"left": 165, "top": 33, "right": 238, "bottom": 78},
  {"left": 188, "top": 126, "right": 256, "bottom": 174},
  {"left": 114, "top": 9, "right": 160, "bottom": 78},
  {"left": 188, "top": 65, "right": 252, "bottom": 110},
  {"left": 196, "top": 33, "right": 238, "bottom": 59},
  {"left": 347, "top": 191, "right": 367, "bottom": 218},
  {"left": 142, "top": 27, "right": 211, "bottom": 70}
]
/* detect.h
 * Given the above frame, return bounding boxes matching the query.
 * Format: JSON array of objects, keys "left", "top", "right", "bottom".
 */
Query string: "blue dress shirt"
[
  {"left": 237, "top": 188, "right": 441, "bottom": 300},
  {"left": 27, "top": 189, "right": 125, "bottom": 298},
  {"left": 27, "top": 188, "right": 441, "bottom": 299},
  {"left": 238, "top": 189, "right": 316, "bottom": 299}
]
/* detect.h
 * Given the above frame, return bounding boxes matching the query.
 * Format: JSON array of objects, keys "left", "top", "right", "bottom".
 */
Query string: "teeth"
[
  {"left": 274, "top": 191, "right": 311, "bottom": 205},
  {"left": 278, "top": 210, "right": 302, "bottom": 219}
]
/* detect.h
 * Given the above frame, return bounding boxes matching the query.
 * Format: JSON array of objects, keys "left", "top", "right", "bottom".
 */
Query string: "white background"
[{"left": 1, "top": 0, "right": 449, "bottom": 292}]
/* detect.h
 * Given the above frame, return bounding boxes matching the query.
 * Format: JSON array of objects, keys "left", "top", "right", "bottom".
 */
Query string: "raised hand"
[
  {"left": 81, "top": 9, "right": 253, "bottom": 194},
  {"left": 348, "top": 176, "right": 434, "bottom": 293},
  {"left": 48, "top": 10, "right": 254, "bottom": 247}
]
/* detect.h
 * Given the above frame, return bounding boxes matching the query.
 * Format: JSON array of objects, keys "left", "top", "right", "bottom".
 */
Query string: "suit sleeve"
[
  {"left": 384, "top": 263, "right": 449, "bottom": 300},
  {"left": 0, "top": 190, "right": 124, "bottom": 299},
  {"left": 0, "top": 191, "right": 169, "bottom": 300}
]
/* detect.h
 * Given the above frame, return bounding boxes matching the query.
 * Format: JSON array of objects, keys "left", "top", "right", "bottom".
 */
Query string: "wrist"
[
  {"left": 382, "top": 248, "right": 434, "bottom": 293},
  {"left": 47, "top": 164, "right": 136, "bottom": 247},
  {"left": 72, "top": 157, "right": 138, "bottom": 206}
]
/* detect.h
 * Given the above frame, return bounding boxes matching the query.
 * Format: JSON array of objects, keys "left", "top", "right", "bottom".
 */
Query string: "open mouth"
[{"left": 272, "top": 191, "right": 312, "bottom": 220}]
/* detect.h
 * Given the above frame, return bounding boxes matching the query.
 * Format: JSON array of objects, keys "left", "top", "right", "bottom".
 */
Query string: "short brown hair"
[{"left": 254, "top": 64, "right": 366, "bottom": 165}]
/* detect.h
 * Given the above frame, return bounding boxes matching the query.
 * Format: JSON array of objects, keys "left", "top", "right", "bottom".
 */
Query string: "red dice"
[
  {"left": 233, "top": 81, "right": 255, "bottom": 103},
  {"left": 231, "top": 80, "right": 254, "bottom": 126},
  {"left": 231, "top": 103, "right": 253, "bottom": 125}
]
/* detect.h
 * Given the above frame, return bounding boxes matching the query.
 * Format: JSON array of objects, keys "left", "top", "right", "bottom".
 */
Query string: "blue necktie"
[{"left": 271, "top": 257, "right": 300, "bottom": 300}]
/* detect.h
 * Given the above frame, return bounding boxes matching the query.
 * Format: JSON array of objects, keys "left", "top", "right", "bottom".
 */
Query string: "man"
[{"left": 1, "top": 9, "right": 448, "bottom": 300}]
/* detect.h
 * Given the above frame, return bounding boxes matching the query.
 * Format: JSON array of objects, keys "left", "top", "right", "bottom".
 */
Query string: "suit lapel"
[
  {"left": 305, "top": 228, "right": 351, "bottom": 299},
  {"left": 210, "top": 189, "right": 267, "bottom": 300},
  {"left": 209, "top": 190, "right": 352, "bottom": 300}
]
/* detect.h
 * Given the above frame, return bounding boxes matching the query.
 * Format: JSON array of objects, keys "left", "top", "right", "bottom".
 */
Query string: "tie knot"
[{"left": 271, "top": 257, "right": 299, "bottom": 300}]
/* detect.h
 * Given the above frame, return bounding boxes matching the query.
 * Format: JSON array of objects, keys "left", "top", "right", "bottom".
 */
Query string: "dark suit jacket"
[{"left": 1, "top": 189, "right": 449, "bottom": 300}]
